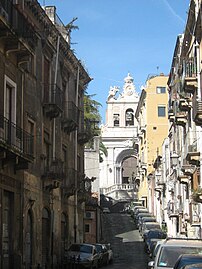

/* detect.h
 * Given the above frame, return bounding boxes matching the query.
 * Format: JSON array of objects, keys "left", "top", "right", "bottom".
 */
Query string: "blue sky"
[{"left": 39, "top": 0, "right": 190, "bottom": 122}]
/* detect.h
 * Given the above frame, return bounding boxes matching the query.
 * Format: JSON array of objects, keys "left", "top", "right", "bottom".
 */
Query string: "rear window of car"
[
  {"left": 157, "top": 246, "right": 202, "bottom": 267},
  {"left": 69, "top": 244, "right": 93, "bottom": 254}
]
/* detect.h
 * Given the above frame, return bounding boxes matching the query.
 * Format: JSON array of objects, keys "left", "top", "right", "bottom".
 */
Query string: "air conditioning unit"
[
  {"left": 85, "top": 211, "right": 94, "bottom": 219},
  {"left": 0, "top": 6, "right": 8, "bottom": 21}
]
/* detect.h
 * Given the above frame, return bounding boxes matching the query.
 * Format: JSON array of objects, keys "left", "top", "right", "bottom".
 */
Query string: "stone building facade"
[{"left": 0, "top": 1, "right": 91, "bottom": 268}]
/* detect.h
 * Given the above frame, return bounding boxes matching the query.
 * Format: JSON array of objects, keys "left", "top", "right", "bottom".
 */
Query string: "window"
[
  {"left": 85, "top": 224, "right": 90, "bottom": 233},
  {"left": 27, "top": 118, "right": 35, "bottom": 156},
  {"left": 44, "top": 131, "right": 51, "bottom": 169},
  {"left": 125, "top": 109, "right": 134, "bottom": 126},
  {"left": 113, "top": 114, "right": 119, "bottom": 126},
  {"left": 156, "top": 86, "right": 166, "bottom": 94},
  {"left": 158, "top": 106, "right": 166, "bottom": 117}
]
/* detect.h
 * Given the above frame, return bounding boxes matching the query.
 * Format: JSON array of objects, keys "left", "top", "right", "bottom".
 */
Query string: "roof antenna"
[{"left": 157, "top": 66, "right": 159, "bottom": 74}]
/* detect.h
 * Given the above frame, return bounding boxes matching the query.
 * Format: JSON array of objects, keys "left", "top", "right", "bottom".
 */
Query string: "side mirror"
[{"left": 148, "top": 261, "right": 155, "bottom": 269}]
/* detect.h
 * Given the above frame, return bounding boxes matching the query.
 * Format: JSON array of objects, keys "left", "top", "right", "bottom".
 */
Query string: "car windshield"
[
  {"left": 69, "top": 244, "right": 93, "bottom": 254},
  {"left": 158, "top": 247, "right": 202, "bottom": 267},
  {"left": 145, "top": 224, "right": 160, "bottom": 229}
]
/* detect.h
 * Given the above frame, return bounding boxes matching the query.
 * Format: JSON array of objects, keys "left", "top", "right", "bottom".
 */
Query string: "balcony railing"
[
  {"left": 183, "top": 57, "right": 197, "bottom": 93},
  {"left": 78, "top": 119, "right": 98, "bottom": 145},
  {"left": 175, "top": 111, "right": 188, "bottom": 126},
  {"left": 0, "top": 115, "right": 34, "bottom": 159},
  {"left": 42, "top": 158, "right": 64, "bottom": 181},
  {"left": 62, "top": 168, "right": 76, "bottom": 197},
  {"left": 192, "top": 93, "right": 202, "bottom": 126},
  {"left": 43, "top": 84, "right": 63, "bottom": 119},
  {"left": 62, "top": 101, "right": 79, "bottom": 133}
]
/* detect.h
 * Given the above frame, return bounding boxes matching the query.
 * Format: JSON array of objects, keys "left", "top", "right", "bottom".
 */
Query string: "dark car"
[
  {"left": 94, "top": 243, "right": 109, "bottom": 266},
  {"left": 66, "top": 243, "right": 99, "bottom": 268},
  {"left": 183, "top": 264, "right": 202, "bottom": 269},
  {"left": 173, "top": 254, "right": 202, "bottom": 269},
  {"left": 144, "top": 229, "right": 167, "bottom": 252}
]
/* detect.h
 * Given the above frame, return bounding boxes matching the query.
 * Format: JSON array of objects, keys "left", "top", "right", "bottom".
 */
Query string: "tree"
[{"left": 84, "top": 93, "right": 107, "bottom": 161}]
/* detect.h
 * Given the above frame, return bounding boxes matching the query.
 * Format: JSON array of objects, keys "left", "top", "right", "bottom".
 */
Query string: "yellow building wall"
[{"left": 139, "top": 74, "right": 169, "bottom": 199}]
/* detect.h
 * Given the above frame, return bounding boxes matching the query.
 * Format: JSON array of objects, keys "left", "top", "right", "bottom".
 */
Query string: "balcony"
[
  {"left": 43, "top": 84, "right": 63, "bottom": 119},
  {"left": 186, "top": 144, "right": 200, "bottom": 166},
  {"left": 168, "top": 108, "right": 175, "bottom": 122},
  {"left": 62, "top": 168, "right": 76, "bottom": 197},
  {"left": 41, "top": 158, "right": 65, "bottom": 181},
  {"left": 0, "top": 2, "right": 38, "bottom": 55},
  {"left": 78, "top": 119, "right": 99, "bottom": 145},
  {"left": 183, "top": 57, "right": 197, "bottom": 93},
  {"left": 192, "top": 94, "right": 202, "bottom": 125},
  {"left": 0, "top": 115, "right": 34, "bottom": 169},
  {"left": 181, "top": 159, "right": 196, "bottom": 176},
  {"left": 179, "top": 98, "right": 192, "bottom": 111},
  {"left": 62, "top": 101, "right": 78, "bottom": 133},
  {"left": 175, "top": 111, "right": 187, "bottom": 126}
]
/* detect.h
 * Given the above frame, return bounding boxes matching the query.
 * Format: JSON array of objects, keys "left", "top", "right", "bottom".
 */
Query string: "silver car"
[
  {"left": 66, "top": 243, "right": 99, "bottom": 268},
  {"left": 148, "top": 238, "right": 202, "bottom": 269}
]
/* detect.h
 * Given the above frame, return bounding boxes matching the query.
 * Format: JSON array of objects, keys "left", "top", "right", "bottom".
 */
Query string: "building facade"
[
  {"left": 0, "top": 1, "right": 91, "bottom": 268},
  {"left": 151, "top": 0, "right": 202, "bottom": 238},
  {"left": 135, "top": 74, "right": 169, "bottom": 209},
  {"left": 99, "top": 74, "right": 139, "bottom": 201}
]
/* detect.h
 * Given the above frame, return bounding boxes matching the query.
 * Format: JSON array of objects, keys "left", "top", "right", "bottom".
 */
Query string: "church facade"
[{"left": 99, "top": 74, "right": 140, "bottom": 201}]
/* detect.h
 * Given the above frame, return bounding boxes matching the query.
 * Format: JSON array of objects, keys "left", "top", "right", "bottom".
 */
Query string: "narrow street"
[{"left": 102, "top": 212, "right": 149, "bottom": 269}]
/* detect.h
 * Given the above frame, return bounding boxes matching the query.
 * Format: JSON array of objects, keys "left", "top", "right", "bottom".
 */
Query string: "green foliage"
[{"left": 84, "top": 93, "right": 102, "bottom": 137}]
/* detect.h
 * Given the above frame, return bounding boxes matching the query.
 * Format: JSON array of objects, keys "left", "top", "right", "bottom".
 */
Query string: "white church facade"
[{"left": 99, "top": 74, "right": 140, "bottom": 201}]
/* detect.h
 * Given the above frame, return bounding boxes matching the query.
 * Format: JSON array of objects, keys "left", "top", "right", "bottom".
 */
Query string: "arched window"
[
  {"left": 42, "top": 208, "right": 51, "bottom": 268},
  {"left": 125, "top": 109, "right": 134, "bottom": 126}
]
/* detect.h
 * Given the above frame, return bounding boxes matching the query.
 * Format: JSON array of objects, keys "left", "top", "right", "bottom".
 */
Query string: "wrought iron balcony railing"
[
  {"left": 183, "top": 57, "right": 197, "bottom": 93},
  {"left": 0, "top": 115, "right": 34, "bottom": 159},
  {"left": 62, "top": 101, "right": 79, "bottom": 133},
  {"left": 43, "top": 84, "right": 63, "bottom": 119},
  {"left": 42, "top": 158, "right": 64, "bottom": 181},
  {"left": 192, "top": 93, "right": 202, "bottom": 126}
]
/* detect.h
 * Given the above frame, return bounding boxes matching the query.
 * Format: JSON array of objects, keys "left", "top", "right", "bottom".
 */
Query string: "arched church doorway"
[{"left": 122, "top": 156, "right": 137, "bottom": 184}]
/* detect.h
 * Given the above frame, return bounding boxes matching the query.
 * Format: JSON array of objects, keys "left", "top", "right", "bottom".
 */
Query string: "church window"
[
  {"left": 113, "top": 114, "right": 120, "bottom": 126},
  {"left": 125, "top": 109, "right": 134, "bottom": 126}
]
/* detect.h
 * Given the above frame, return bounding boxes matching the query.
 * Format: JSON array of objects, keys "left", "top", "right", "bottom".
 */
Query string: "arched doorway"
[
  {"left": 25, "top": 209, "right": 33, "bottom": 269},
  {"left": 42, "top": 208, "right": 51, "bottom": 268},
  {"left": 61, "top": 213, "right": 68, "bottom": 265},
  {"left": 122, "top": 156, "right": 137, "bottom": 184}
]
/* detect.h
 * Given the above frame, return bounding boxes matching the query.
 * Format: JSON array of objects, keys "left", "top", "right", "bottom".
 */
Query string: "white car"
[
  {"left": 148, "top": 238, "right": 202, "bottom": 269},
  {"left": 103, "top": 207, "right": 110, "bottom": 213},
  {"left": 66, "top": 243, "right": 99, "bottom": 268}
]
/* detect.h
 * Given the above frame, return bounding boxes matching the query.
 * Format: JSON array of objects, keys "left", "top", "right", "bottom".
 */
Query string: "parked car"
[
  {"left": 141, "top": 222, "right": 161, "bottom": 237},
  {"left": 148, "top": 238, "right": 202, "bottom": 269},
  {"left": 66, "top": 243, "right": 99, "bottom": 268},
  {"left": 183, "top": 264, "right": 202, "bottom": 269},
  {"left": 173, "top": 254, "right": 202, "bottom": 269},
  {"left": 150, "top": 239, "right": 166, "bottom": 259},
  {"left": 138, "top": 216, "right": 157, "bottom": 233},
  {"left": 103, "top": 207, "right": 110, "bottom": 213},
  {"left": 144, "top": 229, "right": 167, "bottom": 252},
  {"left": 136, "top": 213, "right": 153, "bottom": 228},
  {"left": 105, "top": 243, "right": 113, "bottom": 264},
  {"left": 94, "top": 243, "right": 109, "bottom": 266}
]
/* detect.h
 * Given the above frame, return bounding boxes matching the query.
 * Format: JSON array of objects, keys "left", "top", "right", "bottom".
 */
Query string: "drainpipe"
[
  {"left": 74, "top": 65, "right": 79, "bottom": 243},
  {"left": 51, "top": 35, "right": 60, "bottom": 267},
  {"left": 53, "top": 35, "right": 60, "bottom": 160}
]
